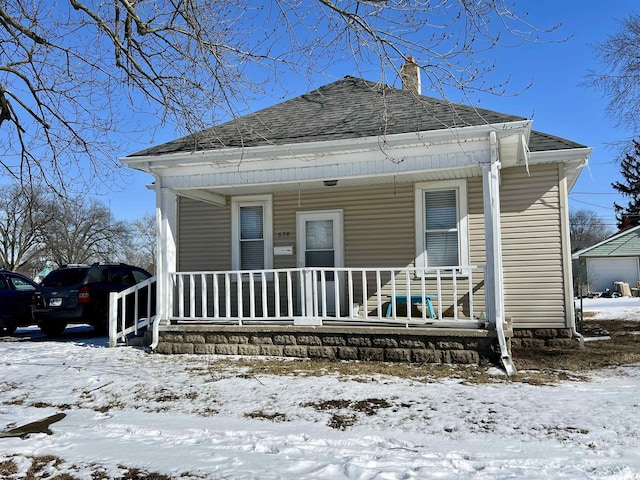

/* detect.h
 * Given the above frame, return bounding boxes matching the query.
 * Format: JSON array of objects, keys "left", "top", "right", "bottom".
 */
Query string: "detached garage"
[{"left": 573, "top": 225, "right": 640, "bottom": 295}]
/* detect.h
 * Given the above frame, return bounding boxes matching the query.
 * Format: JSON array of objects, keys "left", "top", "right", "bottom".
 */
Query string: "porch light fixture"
[{"left": 323, "top": 179, "right": 338, "bottom": 187}]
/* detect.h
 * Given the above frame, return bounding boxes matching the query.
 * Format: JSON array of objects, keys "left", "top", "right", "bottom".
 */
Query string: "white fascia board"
[
  {"left": 150, "top": 139, "right": 490, "bottom": 179},
  {"left": 527, "top": 147, "right": 593, "bottom": 166},
  {"left": 156, "top": 149, "right": 488, "bottom": 191},
  {"left": 121, "top": 121, "right": 532, "bottom": 173}
]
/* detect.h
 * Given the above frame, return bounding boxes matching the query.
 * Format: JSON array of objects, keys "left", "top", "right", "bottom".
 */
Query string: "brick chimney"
[{"left": 400, "top": 56, "right": 421, "bottom": 95}]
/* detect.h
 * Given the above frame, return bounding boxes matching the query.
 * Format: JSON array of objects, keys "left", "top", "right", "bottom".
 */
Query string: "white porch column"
[
  {"left": 483, "top": 131, "right": 516, "bottom": 375},
  {"left": 482, "top": 135, "right": 504, "bottom": 324},
  {"left": 156, "top": 180, "right": 177, "bottom": 323},
  {"left": 294, "top": 268, "right": 322, "bottom": 325}
]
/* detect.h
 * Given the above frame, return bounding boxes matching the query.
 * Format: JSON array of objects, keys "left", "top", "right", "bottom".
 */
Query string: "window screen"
[
  {"left": 239, "top": 205, "right": 264, "bottom": 270},
  {"left": 424, "top": 189, "right": 459, "bottom": 267}
]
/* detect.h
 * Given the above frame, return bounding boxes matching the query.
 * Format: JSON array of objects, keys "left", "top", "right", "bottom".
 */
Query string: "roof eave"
[
  {"left": 527, "top": 147, "right": 593, "bottom": 165},
  {"left": 571, "top": 225, "right": 640, "bottom": 259},
  {"left": 120, "top": 120, "right": 533, "bottom": 171},
  {"left": 526, "top": 147, "right": 592, "bottom": 191}
]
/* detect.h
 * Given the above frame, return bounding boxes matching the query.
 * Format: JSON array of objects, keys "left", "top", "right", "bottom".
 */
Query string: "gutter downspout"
[
  {"left": 559, "top": 172, "right": 585, "bottom": 350},
  {"left": 484, "top": 131, "right": 517, "bottom": 376},
  {"left": 150, "top": 313, "right": 161, "bottom": 351},
  {"left": 568, "top": 268, "right": 585, "bottom": 349},
  {"left": 571, "top": 315, "right": 585, "bottom": 349}
]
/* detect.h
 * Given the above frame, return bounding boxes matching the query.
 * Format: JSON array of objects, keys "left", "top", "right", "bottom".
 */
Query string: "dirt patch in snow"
[{"left": 513, "top": 319, "right": 640, "bottom": 375}]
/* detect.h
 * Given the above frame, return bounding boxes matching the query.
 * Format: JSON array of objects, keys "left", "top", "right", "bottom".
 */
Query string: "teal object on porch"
[{"left": 386, "top": 295, "right": 436, "bottom": 319}]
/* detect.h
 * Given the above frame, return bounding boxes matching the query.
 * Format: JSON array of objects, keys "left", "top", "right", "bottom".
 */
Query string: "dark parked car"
[
  {"left": 0, "top": 270, "right": 38, "bottom": 335},
  {"left": 32, "top": 263, "right": 152, "bottom": 337}
]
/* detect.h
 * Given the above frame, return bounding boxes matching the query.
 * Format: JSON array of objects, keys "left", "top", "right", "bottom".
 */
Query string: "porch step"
[{"left": 122, "top": 330, "right": 152, "bottom": 347}]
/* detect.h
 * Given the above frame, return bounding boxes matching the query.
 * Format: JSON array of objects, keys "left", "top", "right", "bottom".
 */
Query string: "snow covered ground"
[
  {"left": 576, "top": 296, "right": 640, "bottom": 321},
  {"left": 1, "top": 298, "right": 639, "bottom": 479}
]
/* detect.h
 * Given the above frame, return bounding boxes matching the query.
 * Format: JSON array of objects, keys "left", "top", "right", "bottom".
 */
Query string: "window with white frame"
[
  {"left": 231, "top": 196, "right": 273, "bottom": 271},
  {"left": 415, "top": 180, "right": 468, "bottom": 270}
]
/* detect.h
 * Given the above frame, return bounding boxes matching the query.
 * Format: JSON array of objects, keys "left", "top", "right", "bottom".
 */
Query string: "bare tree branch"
[
  {"left": 587, "top": 12, "right": 640, "bottom": 139},
  {"left": 43, "top": 196, "right": 130, "bottom": 265},
  {"left": 0, "top": 183, "right": 52, "bottom": 270},
  {"left": 0, "top": 0, "right": 563, "bottom": 192},
  {"left": 570, "top": 209, "right": 613, "bottom": 252}
]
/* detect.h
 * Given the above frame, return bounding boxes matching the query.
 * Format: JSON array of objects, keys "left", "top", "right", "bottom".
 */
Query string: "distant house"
[
  {"left": 572, "top": 225, "right": 640, "bottom": 294},
  {"left": 119, "top": 61, "right": 592, "bottom": 373}
]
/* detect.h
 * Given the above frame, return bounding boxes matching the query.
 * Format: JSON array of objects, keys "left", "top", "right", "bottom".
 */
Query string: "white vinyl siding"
[
  {"left": 500, "top": 164, "right": 565, "bottom": 328},
  {"left": 273, "top": 184, "right": 415, "bottom": 270},
  {"left": 232, "top": 195, "right": 273, "bottom": 271},
  {"left": 415, "top": 180, "right": 469, "bottom": 269},
  {"left": 177, "top": 197, "right": 230, "bottom": 271}
]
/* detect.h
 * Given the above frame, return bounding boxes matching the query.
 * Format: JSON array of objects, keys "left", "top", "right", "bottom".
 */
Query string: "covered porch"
[
  {"left": 155, "top": 264, "right": 507, "bottom": 365},
  {"left": 125, "top": 129, "right": 517, "bottom": 372},
  {"left": 108, "top": 263, "right": 509, "bottom": 368}
]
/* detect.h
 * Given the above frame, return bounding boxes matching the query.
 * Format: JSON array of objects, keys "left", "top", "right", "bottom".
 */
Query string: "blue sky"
[{"left": 109, "top": 1, "right": 637, "bottom": 231}]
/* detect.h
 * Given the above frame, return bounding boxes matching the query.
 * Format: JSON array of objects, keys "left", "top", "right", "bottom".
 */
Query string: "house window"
[
  {"left": 232, "top": 195, "right": 273, "bottom": 271},
  {"left": 415, "top": 180, "right": 468, "bottom": 270}
]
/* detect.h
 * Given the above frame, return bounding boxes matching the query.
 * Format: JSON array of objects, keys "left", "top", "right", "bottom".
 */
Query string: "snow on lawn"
[
  {"left": 576, "top": 296, "right": 640, "bottom": 321},
  {"left": 1, "top": 303, "right": 640, "bottom": 479}
]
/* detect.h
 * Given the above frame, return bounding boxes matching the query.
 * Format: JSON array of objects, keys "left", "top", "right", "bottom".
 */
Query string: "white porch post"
[
  {"left": 294, "top": 268, "right": 322, "bottom": 325},
  {"left": 483, "top": 131, "right": 516, "bottom": 375},
  {"left": 156, "top": 180, "right": 178, "bottom": 324},
  {"left": 482, "top": 139, "right": 503, "bottom": 324}
]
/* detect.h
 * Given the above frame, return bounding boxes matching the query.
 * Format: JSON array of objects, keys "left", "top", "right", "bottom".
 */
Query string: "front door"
[{"left": 297, "top": 210, "right": 344, "bottom": 315}]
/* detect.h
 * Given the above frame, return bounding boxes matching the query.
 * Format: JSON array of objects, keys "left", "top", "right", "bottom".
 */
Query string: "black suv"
[
  {"left": 0, "top": 270, "right": 39, "bottom": 335},
  {"left": 32, "top": 263, "right": 152, "bottom": 337}
]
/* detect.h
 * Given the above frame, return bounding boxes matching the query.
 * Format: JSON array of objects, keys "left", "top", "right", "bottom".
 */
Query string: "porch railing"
[
  {"left": 108, "top": 276, "right": 157, "bottom": 347},
  {"left": 169, "top": 266, "right": 484, "bottom": 327}
]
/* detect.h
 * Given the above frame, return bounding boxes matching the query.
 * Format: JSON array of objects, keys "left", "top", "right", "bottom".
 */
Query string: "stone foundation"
[
  {"left": 153, "top": 325, "right": 503, "bottom": 365},
  {"left": 511, "top": 328, "right": 575, "bottom": 348}
]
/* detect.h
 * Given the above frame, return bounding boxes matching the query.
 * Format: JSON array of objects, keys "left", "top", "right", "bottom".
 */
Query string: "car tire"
[
  {"left": 0, "top": 322, "right": 18, "bottom": 336},
  {"left": 38, "top": 320, "right": 67, "bottom": 337}
]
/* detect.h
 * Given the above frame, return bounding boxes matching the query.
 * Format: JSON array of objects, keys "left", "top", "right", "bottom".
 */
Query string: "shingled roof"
[{"left": 130, "top": 76, "right": 585, "bottom": 157}]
